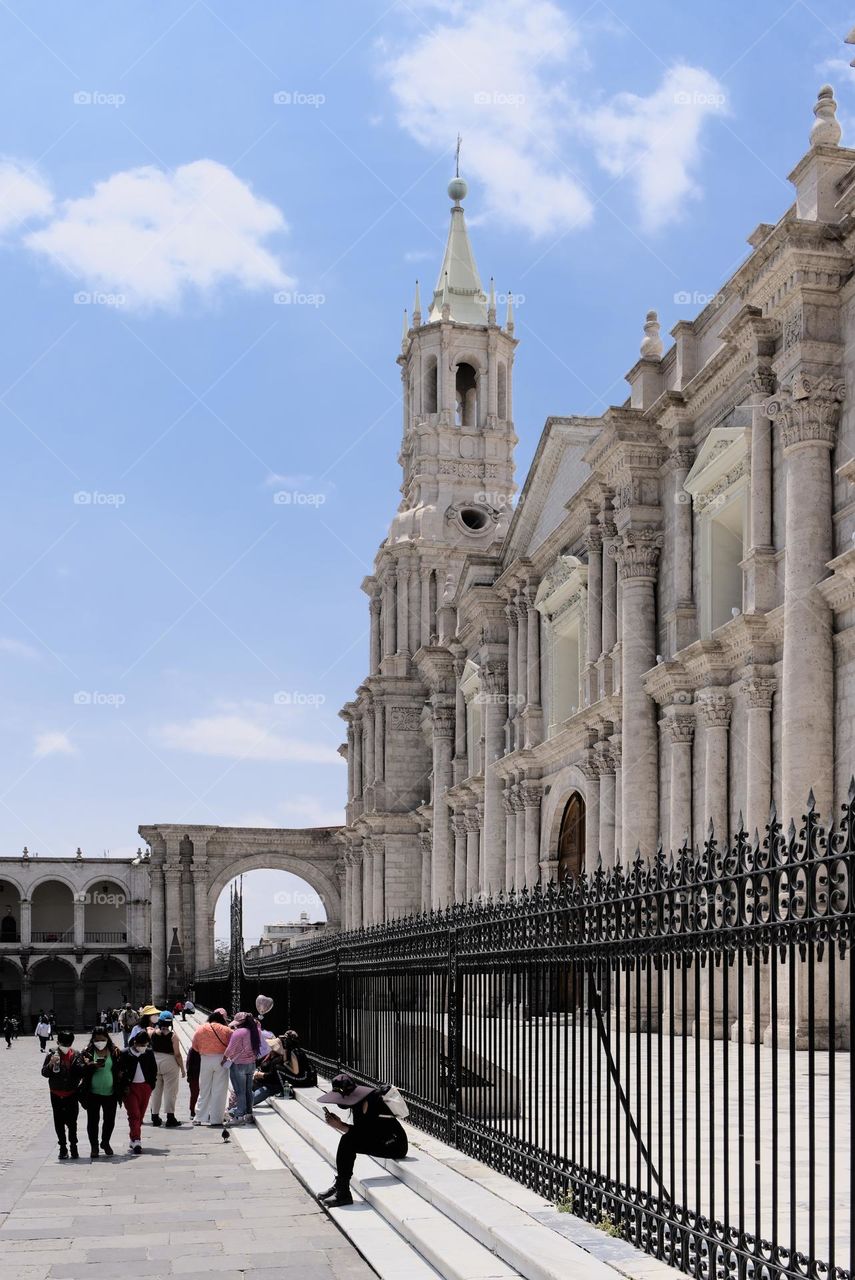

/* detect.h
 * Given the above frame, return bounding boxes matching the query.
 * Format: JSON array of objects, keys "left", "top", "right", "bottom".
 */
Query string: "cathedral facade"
[{"left": 337, "top": 84, "right": 855, "bottom": 930}]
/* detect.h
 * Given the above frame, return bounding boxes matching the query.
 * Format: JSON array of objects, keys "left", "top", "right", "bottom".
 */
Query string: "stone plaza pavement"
[{"left": 0, "top": 1033, "right": 377, "bottom": 1280}]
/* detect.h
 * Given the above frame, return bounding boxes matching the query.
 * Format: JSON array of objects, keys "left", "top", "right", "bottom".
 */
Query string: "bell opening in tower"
[{"left": 455, "top": 362, "right": 477, "bottom": 426}]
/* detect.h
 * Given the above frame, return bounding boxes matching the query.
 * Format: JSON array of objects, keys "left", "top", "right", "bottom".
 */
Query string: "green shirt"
[{"left": 89, "top": 1053, "right": 114, "bottom": 1096}]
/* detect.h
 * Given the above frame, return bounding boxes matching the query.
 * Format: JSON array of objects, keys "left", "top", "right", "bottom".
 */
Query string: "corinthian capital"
[
  {"left": 699, "top": 690, "right": 731, "bottom": 729},
  {"left": 432, "top": 705, "right": 456, "bottom": 738},
  {"left": 613, "top": 528, "right": 663, "bottom": 582},
  {"left": 765, "top": 373, "right": 845, "bottom": 454}
]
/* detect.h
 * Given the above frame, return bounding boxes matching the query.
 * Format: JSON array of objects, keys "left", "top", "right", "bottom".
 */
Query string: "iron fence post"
[{"left": 447, "top": 923, "right": 460, "bottom": 1148}]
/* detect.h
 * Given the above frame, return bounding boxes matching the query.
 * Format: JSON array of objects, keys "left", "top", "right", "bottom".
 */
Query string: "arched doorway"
[
  {"left": 213, "top": 870, "right": 328, "bottom": 965},
  {"left": 82, "top": 956, "right": 130, "bottom": 1027},
  {"left": 0, "top": 958, "right": 22, "bottom": 1021},
  {"left": 30, "top": 957, "right": 77, "bottom": 1027},
  {"left": 557, "top": 792, "right": 586, "bottom": 883}
]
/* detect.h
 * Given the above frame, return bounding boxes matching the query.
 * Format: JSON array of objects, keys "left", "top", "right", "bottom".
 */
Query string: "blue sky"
[{"left": 0, "top": 0, "right": 851, "bottom": 939}]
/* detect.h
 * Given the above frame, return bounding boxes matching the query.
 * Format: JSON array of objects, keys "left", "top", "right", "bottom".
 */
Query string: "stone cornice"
[{"left": 817, "top": 546, "right": 855, "bottom": 611}]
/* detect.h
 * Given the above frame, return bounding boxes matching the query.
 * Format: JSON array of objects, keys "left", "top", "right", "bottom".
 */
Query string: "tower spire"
[
  {"left": 412, "top": 279, "right": 422, "bottom": 328},
  {"left": 428, "top": 166, "right": 488, "bottom": 325}
]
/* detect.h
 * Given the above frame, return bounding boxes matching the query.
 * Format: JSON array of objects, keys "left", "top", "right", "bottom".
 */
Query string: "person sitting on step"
[{"left": 316, "top": 1072, "right": 408, "bottom": 1207}]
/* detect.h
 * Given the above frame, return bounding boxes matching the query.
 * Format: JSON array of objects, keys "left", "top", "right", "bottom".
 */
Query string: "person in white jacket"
[{"left": 35, "top": 1017, "right": 52, "bottom": 1053}]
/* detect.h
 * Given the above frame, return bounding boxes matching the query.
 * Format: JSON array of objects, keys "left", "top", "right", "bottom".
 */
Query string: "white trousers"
[
  {"left": 151, "top": 1052, "right": 181, "bottom": 1115},
  {"left": 195, "top": 1053, "right": 230, "bottom": 1125}
]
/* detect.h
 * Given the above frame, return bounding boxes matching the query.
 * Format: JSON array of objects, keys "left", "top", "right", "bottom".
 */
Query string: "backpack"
[{"left": 377, "top": 1084, "right": 409, "bottom": 1119}]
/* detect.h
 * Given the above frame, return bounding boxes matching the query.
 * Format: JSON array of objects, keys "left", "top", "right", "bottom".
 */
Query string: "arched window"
[
  {"left": 557, "top": 792, "right": 585, "bottom": 883},
  {"left": 455, "top": 362, "right": 477, "bottom": 426},
  {"left": 423, "top": 356, "right": 438, "bottom": 414},
  {"left": 497, "top": 361, "right": 507, "bottom": 420}
]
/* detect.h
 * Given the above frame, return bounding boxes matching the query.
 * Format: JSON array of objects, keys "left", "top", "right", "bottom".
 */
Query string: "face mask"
[{"left": 93, "top": 1040, "right": 108, "bottom": 1050}]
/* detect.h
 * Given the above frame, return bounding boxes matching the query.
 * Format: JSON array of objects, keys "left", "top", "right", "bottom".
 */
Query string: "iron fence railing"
[{"left": 196, "top": 789, "right": 855, "bottom": 1280}]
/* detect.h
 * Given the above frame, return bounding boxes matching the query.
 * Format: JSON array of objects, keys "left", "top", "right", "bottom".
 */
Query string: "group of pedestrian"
[{"left": 34, "top": 996, "right": 408, "bottom": 1209}]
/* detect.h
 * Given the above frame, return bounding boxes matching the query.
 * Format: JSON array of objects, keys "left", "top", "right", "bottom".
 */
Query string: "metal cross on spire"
[{"left": 455, "top": 133, "right": 462, "bottom": 178}]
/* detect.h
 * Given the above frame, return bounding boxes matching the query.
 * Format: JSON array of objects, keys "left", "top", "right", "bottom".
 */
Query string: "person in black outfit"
[
  {"left": 316, "top": 1073, "right": 407, "bottom": 1207},
  {"left": 3, "top": 1016, "right": 12, "bottom": 1048},
  {"left": 80, "top": 1027, "right": 122, "bottom": 1157},
  {"left": 41, "top": 1029, "right": 84, "bottom": 1159}
]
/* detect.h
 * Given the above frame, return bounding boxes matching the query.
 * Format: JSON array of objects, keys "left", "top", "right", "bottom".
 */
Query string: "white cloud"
[
  {"left": 0, "top": 636, "right": 41, "bottom": 660},
  {"left": 25, "top": 159, "right": 293, "bottom": 309},
  {"left": 582, "top": 66, "right": 728, "bottom": 233},
  {"left": 383, "top": 1, "right": 724, "bottom": 235},
  {"left": 34, "top": 730, "right": 76, "bottom": 759},
  {"left": 158, "top": 709, "right": 340, "bottom": 766},
  {"left": 0, "top": 160, "right": 53, "bottom": 234},
  {"left": 235, "top": 797, "right": 344, "bottom": 828}
]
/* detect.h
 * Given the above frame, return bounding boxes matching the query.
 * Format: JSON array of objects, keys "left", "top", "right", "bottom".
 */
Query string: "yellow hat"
[{"left": 140, "top": 1005, "right": 160, "bottom": 1017}]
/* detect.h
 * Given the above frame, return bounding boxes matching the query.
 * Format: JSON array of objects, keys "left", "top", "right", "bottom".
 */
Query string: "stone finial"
[
  {"left": 487, "top": 277, "right": 496, "bottom": 325},
  {"left": 21, "top": 846, "right": 29, "bottom": 859},
  {"left": 810, "top": 85, "right": 841, "bottom": 148},
  {"left": 505, "top": 290, "right": 515, "bottom": 335},
  {"left": 75, "top": 846, "right": 83, "bottom": 859},
  {"left": 441, "top": 272, "right": 450, "bottom": 321},
  {"left": 412, "top": 279, "right": 421, "bottom": 328},
  {"left": 401, "top": 308, "right": 409, "bottom": 351},
  {"left": 640, "top": 309, "right": 663, "bottom": 360}
]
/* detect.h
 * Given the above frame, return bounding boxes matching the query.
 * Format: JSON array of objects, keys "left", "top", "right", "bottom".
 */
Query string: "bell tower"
[
  {"left": 339, "top": 173, "right": 518, "bottom": 925},
  {"left": 394, "top": 174, "right": 518, "bottom": 548}
]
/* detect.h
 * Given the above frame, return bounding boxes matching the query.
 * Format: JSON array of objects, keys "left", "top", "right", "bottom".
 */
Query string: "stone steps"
[{"left": 270, "top": 1085, "right": 622, "bottom": 1280}]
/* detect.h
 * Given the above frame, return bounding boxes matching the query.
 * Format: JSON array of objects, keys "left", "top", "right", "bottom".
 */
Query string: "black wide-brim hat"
[{"left": 317, "top": 1072, "right": 374, "bottom": 1107}]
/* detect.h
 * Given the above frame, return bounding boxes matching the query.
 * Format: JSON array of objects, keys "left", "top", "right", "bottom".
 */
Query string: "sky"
[{"left": 0, "top": 0, "right": 851, "bottom": 941}]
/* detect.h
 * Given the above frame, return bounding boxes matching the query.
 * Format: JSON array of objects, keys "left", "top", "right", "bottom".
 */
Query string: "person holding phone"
[
  {"left": 315, "top": 1072, "right": 407, "bottom": 1207},
  {"left": 41, "top": 1029, "right": 84, "bottom": 1159}
]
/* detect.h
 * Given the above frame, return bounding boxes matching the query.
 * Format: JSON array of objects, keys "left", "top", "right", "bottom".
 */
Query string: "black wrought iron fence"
[{"left": 196, "top": 789, "right": 855, "bottom": 1280}]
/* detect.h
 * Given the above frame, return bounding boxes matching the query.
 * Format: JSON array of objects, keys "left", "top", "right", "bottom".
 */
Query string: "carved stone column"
[
  {"left": 163, "top": 862, "right": 183, "bottom": 998},
  {"left": 481, "top": 661, "right": 508, "bottom": 895},
  {"left": 615, "top": 530, "right": 661, "bottom": 857},
  {"left": 699, "top": 691, "right": 731, "bottom": 848},
  {"left": 520, "top": 782, "right": 542, "bottom": 888},
  {"left": 396, "top": 564, "right": 410, "bottom": 656},
  {"left": 667, "top": 447, "right": 696, "bottom": 654},
  {"left": 505, "top": 603, "right": 518, "bottom": 749},
  {"left": 503, "top": 788, "right": 516, "bottom": 893},
  {"left": 362, "top": 708, "right": 375, "bottom": 801},
  {"left": 430, "top": 704, "right": 455, "bottom": 908},
  {"left": 370, "top": 838, "right": 385, "bottom": 924},
  {"left": 465, "top": 808, "right": 480, "bottom": 900},
  {"left": 73, "top": 897, "right": 85, "bottom": 947},
  {"left": 352, "top": 716, "right": 363, "bottom": 800},
  {"left": 600, "top": 507, "right": 618, "bottom": 696},
  {"left": 20, "top": 897, "right": 31, "bottom": 946},
  {"left": 419, "top": 829, "right": 432, "bottom": 911},
  {"left": 581, "top": 759, "right": 600, "bottom": 873},
  {"left": 369, "top": 594, "right": 382, "bottom": 674},
  {"left": 767, "top": 374, "right": 843, "bottom": 829},
  {"left": 192, "top": 836, "right": 212, "bottom": 976},
  {"left": 512, "top": 786, "right": 526, "bottom": 888},
  {"left": 611, "top": 735, "right": 623, "bottom": 862},
  {"left": 382, "top": 572, "right": 396, "bottom": 659},
  {"left": 743, "top": 676, "right": 776, "bottom": 838},
  {"left": 148, "top": 846, "right": 166, "bottom": 1004},
  {"left": 350, "top": 847, "right": 363, "bottom": 929},
  {"left": 453, "top": 657, "right": 467, "bottom": 784},
  {"left": 346, "top": 723, "right": 355, "bottom": 802},
  {"left": 361, "top": 845, "right": 373, "bottom": 926},
  {"left": 524, "top": 589, "right": 542, "bottom": 745},
  {"left": 343, "top": 855, "right": 353, "bottom": 931},
  {"left": 744, "top": 365, "right": 777, "bottom": 613},
  {"left": 515, "top": 595, "right": 528, "bottom": 752},
  {"left": 451, "top": 814, "right": 468, "bottom": 903},
  {"left": 585, "top": 523, "right": 602, "bottom": 705},
  {"left": 667, "top": 712, "right": 695, "bottom": 853},
  {"left": 595, "top": 743, "right": 616, "bottom": 869},
  {"left": 373, "top": 704, "right": 385, "bottom": 783}
]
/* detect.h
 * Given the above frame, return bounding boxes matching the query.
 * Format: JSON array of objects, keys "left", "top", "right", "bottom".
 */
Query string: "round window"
[{"left": 459, "top": 507, "right": 489, "bottom": 532}]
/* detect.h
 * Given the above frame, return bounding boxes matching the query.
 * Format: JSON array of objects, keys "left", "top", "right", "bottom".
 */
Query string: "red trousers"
[{"left": 124, "top": 1082, "right": 152, "bottom": 1141}]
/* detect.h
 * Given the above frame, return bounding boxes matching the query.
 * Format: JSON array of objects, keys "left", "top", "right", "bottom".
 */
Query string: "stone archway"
[{"left": 140, "top": 822, "right": 343, "bottom": 1004}]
